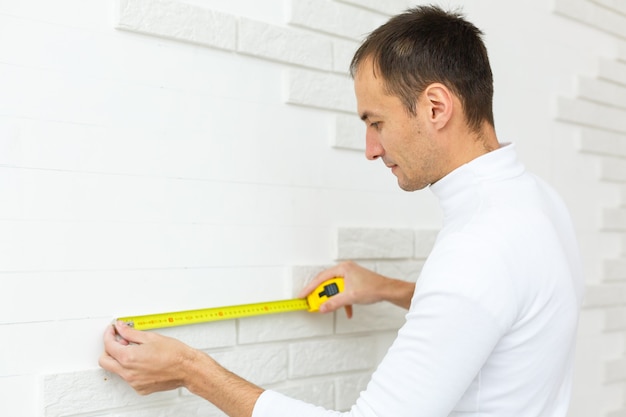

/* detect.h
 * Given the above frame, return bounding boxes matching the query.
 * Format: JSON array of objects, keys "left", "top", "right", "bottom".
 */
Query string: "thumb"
[
  {"left": 318, "top": 292, "right": 351, "bottom": 314},
  {"left": 320, "top": 294, "right": 353, "bottom": 319},
  {"left": 114, "top": 320, "right": 150, "bottom": 344}
]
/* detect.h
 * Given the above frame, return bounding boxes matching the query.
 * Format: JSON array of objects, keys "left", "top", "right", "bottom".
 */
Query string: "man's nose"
[{"left": 365, "top": 129, "right": 383, "bottom": 161}]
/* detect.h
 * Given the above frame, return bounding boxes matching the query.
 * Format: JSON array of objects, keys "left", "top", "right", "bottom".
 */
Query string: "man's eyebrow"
[{"left": 360, "top": 112, "right": 371, "bottom": 121}]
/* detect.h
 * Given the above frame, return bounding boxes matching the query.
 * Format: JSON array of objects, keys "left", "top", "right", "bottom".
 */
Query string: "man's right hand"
[{"left": 298, "top": 261, "right": 414, "bottom": 318}]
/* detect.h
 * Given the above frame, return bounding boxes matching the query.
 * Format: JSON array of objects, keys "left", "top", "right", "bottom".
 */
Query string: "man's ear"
[{"left": 423, "top": 83, "right": 454, "bottom": 130}]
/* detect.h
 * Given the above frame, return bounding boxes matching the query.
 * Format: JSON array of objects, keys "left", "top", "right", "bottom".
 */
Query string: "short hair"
[{"left": 350, "top": 5, "right": 495, "bottom": 132}]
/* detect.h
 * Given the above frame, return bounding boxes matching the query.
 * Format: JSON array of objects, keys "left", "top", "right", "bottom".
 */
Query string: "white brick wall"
[
  {"left": 116, "top": 0, "right": 238, "bottom": 50},
  {"left": 553, "top": 0, "right": 626, "bottom": 415},
  {"left": 335, "top": 227, "right": 415, "bottom": 259},
  {"left": 288, "top": 0, "right": 387, "bottom": 40},
  {"left": 553, "top": 0, "right": 626, "bottom": 38},
  {"left": 0, "top": 0, "right": 622, "bottom": 416}
]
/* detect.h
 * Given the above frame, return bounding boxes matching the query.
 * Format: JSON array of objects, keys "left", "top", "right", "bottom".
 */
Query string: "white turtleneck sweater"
[{"left": 252, "top": 144, "right": 584, "bottom": 417}]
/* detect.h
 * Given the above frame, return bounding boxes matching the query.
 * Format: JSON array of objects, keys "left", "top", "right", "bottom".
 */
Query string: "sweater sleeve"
[
  {"left": 252, "top": 390, "right": 348, "bottom": 417},
  {"left": 252, "top": 234, "right": 512, "bottom": 417}
]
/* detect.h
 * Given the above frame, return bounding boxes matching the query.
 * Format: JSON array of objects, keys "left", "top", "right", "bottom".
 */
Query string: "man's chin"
[{"left": 397, "top": 178, "right": 428, "bottom": 192}]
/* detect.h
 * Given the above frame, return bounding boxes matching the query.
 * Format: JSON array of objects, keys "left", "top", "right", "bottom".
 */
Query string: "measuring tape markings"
[{"left": 118, "top": 277, "right": 344, "bottom": 330}]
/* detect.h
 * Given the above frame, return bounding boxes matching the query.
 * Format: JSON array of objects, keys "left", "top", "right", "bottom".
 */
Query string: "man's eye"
[{"left": 370, "top": 122, "right": 380, "bottom": 129}]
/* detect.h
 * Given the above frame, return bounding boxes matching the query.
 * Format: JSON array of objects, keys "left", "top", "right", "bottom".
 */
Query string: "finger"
[
  {"left": 98, "top": 350, "right": 123, "bottom": 374},
  {"left": 298, "top": 266, "right": 345, "bottom": 298},
  {"left": 103, "top": 322, "right": 131, "bottom": 345},
  {"left": 344, "top": 305, "right": 353, "bottom": 319},
  {"left": 318, "top": 291, "right": 351, "bottom": 313},
  {"left": 103, "top": 323, "right": 121, "bottom": 346},
  {"left": 103, "top": 324, "right": 132, "bottom": 359},
  {"left": 102, "top": 322, "right": 147, "bottom": 360},
  {"left": 114, "top": 320, "right": 150, "bottom": 344}
]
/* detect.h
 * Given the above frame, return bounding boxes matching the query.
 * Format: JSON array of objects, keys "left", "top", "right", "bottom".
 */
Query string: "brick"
[
  {"left": 336, "top": 0, "right": 410, "bottom": 16},
  {"left": 577, "top": 77, "right": 626, "bottom": 110},
  {"left": 335, "top": 302, "right": 407, "bottom": 334},
  {"left": 99, "top": 399, "right": 224, "bottom": 417},
  {"left": 288, "top": 0, "right": 386, "bottom": 41},
  {"left": 335, "top": 227, "right": 414, "bottom": 260},
  {"left": 116, "top": 0, "right": 236, "bottom": 51},
  {"left": 332, "top": 114, "right": 365, "bottom": 151},
  {"left": 603, "top": 207, "right": 626, "bottom": 230},
  {"left": 289, "top": 264, "right": 333, "bottom": 297},
  {"left": 579, "top": 127, "right": 626, "bottom": 157},
  {"left": 289, "top": 336, "right": 376, "bottom": 378},
  {"left": 553, "top": 0, "right": 626, "bottom": 39},
  {"left": 414, "top": 229, "right": 439, "bottom": 258},
  {"left": 275, "top": 379, "right": 335, "bottom": 409},
  {"left": 606, "top": 307, "right": 626, "bottom": 331},
  {"left": 335, "top": 373, "right": 372, "bottom": 411},
  {"left": 156, "top": 320, "right": 236, "bottom": 350},
  {"left": 601, "top": 157, "right": 626, "bottom": 182},
  {"left": 607, "top": 410, "right": 626, "bottom": 417},
  {"left": 284, "top": 68, "right": 356, "bottom": 113},
  {"left": 332, "top": 38, "right": 360, "bottom": 74},
  {"left": 590, "top": 0, "right": 626, "bottom": 18},
  {"left": 606, "top": 358, "right": 626, "bottom": 383},
  {"left": 43, "top": 369, "right": 177, "bottom": 417},
  {"left": 552, "top": 0, "right": 587, "bottom": 19},
  {"left": 238, "top": 18, "right": 333, "bottom": 70},
  {"left": 375, "top": 260, "right": 423, "bottom": 282},
  {"left": 599, "top": 58, "right": 626, "bottom": 87},
  {"left": 583, "top": 284, "right": 626, "bottom": 308},
  {"left": 211, "top": 345, "right": 287, "bottom": 385},
  {"left": 556, "top": 97, "right": 626, "bottom": 135},
  {"left": 604, "top": 259, "right": 626, "bottom": 282},
  {"left": 238, "top": 311, "right": 333, "bottom": 344}
]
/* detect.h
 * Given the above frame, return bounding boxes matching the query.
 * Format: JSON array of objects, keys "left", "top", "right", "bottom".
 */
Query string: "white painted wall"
[{"left": 0, "top": 0, "right": 625, "bottom": 416}]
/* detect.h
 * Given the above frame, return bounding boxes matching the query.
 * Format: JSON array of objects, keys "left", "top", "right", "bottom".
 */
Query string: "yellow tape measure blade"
[
  {"left": 117, "top": 277, "right": 344, "bottom": 330},
  {"left": 118, "top": 298, "right": 310, "bottom": 331}
]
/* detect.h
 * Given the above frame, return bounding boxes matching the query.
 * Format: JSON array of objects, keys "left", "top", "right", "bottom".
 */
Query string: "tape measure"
[{"left": 117, "top": 277, "right": 344, "bottom": 330}]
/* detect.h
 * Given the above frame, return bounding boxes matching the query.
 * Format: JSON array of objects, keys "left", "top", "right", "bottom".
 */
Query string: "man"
[{"left": 100, "top": 5, "right": 584, "bottom": 416}]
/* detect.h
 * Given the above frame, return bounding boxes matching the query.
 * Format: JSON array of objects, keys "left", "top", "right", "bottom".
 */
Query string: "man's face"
[{"left": 354, "top": 60, "right": 444, "bottom": 191}]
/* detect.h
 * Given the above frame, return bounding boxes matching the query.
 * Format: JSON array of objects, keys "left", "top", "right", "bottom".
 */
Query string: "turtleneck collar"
[{"left": 429, "top": 143, "right": 525, "bottom": 221}]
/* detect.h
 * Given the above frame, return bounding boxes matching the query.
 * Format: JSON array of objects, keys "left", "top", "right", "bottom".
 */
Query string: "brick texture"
[
  {"left": 332, "top": 114, "right": 365, "bottom": 150},
  {"left": 6, "top": 0, "right": 620, "bottom": 416},
  {"left": 336, "top": 227, "right": 415, "bottom": 260},
  {"left": 553, "top": 2, "right": 626, "bottom": 415},
  {"left": 238, "top": 18, "right": 333, "bottom": 70},
  {"left": 44, "top": 369, "right": 178, "bottom": 417},
  {"left": 553, "top": 0, "right": 626, "bottom": 39},
  {"left": 116, "top": 0, "right": 237, "bottom": 50},
  {"left": 284, "top": 68, "right": 355, "bottom": 112},
  {"left": 556, "top": 97, "right": 626, "bottom": 134},
  {"left": 288, "top": 0, "right": 386, "bottom": 40},
  {"left": 288, "top": 336, "right": 376, "bottom": 378}
]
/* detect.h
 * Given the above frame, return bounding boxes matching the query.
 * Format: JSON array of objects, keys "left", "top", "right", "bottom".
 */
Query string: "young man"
[{"left": 100, "top": 6, "right": 584, "bottom": 416}]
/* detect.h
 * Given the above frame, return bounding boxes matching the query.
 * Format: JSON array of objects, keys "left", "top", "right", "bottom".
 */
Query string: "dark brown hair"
[{"left": 350, "top": 5, "right": 494, "bottom": 131}]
